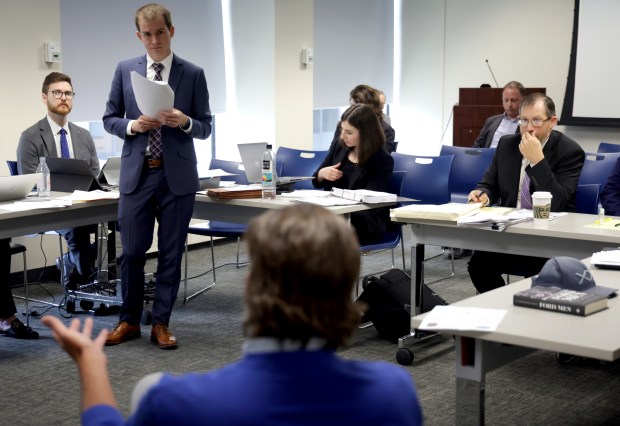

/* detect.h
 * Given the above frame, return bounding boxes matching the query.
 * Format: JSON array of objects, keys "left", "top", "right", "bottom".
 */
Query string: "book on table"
[
  {"left": 513, "top": 285, "right": 609, "bottom": 316},
  {"left": 330, "top": 188, "right": 397, "bottom": 203},
  {"left": 206, "top": 185, "right": 262, "bottom": 199},
  {"left": 390, "top": 202, "right": 481, "bottom": 221}
]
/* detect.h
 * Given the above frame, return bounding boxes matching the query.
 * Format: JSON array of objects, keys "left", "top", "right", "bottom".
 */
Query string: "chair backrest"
[
  {"left": 575, "top": 184, "right": 600, "bottom": 215},
  {"left": 388, "top": 171, "right": 406, "bottom": 197},
  {"left": 277, "top": 146, "right": 328, "bottom": 190},
  {"left": 578, "top": 152, "right": 620, "bottom": 189},
  {"left": 392, "top": 153, "right": 453, "bottom": 204},
  {"left": 6, "top": 160, "right": 18, "bottom": 176},
  {"left": 439, "top": 146, "right": 495, "bottom": 203},
  {"left": 209, "top": 158, "right": 249, "bottom": 185},
  {"left": 597, "top": 142, "right": 620, "bottom": 154}
]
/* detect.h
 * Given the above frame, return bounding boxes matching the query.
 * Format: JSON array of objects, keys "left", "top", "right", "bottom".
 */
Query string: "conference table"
[
  {"left": 393, "top": 211, "right": 620, "bottom": 424},
  {"left": 410, "top": 264, "right": 620, "bottom": 425},
  {"left": 0, "top": 192, "right": 393, "bottom": 309}
]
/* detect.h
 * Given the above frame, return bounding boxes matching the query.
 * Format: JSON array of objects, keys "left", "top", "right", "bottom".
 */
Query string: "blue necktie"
[
  {"left": 148, "top": 63, "right": 164, "bottom": 159},
  {"left": 59, "top": 128, "right": 70, "bottom": 159}
]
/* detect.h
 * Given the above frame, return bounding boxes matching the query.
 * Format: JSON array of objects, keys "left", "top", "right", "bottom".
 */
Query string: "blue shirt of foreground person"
[{"left": 42, "top": 204, "right": 423, "bottom": 426}]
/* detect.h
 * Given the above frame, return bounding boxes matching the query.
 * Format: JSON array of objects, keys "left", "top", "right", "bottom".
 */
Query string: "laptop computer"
[
  {"left": 0, "top": 173, "right": 41, "bottom": 202},
  {"left": 237, "top": 143, "right": 313, "bottom": 191},
  {"left": 99, "top": 156, "right": 121, "bottom": 186},
  {"left": 45, "top": 157, "right": 104, "bottom": 192}
]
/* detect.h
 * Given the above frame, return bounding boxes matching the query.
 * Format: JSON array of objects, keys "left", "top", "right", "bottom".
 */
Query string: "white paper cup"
[{"left": 532, "top": 191, "right": 552, "bottom": 223}]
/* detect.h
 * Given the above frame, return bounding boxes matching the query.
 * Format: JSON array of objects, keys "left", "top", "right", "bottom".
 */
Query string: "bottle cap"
[{"left": 266, "top": 144, "right": 272, "bottom": 149}]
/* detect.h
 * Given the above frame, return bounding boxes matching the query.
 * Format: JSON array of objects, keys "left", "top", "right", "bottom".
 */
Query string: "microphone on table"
[{"left": 485, "top": 59, "right": 499, "bottom": 88}]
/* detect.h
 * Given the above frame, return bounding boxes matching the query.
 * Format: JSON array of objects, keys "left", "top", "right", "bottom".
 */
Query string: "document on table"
[
  {"left": 418, "top": 305, "right": 507, "bottom": 332},
  {"left": 57, "top": 190, "right": 120, "bottom": 202},
  {"left": 0, "top": 199, "right": 72, "bottom": 211},
  {"left": 130, "top": 71, "right": 174, "bottom": 119},
  {"left": 281, "top": 190, "right": 360, "bottom": 206}
]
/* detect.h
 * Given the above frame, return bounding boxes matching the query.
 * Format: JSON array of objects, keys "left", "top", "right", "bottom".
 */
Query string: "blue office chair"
[
  {"left": 597, "top": 142, "right": 620, "bottom": 154},
  {"left": 360, "top": 171, "right": 407, "bottom": 275},
  {"left": 276, "top": 146, "right": 327, "bottom": 190},
  {"left": 6, "top": 160, "right": 18, "bottom": 176},
  {"left": 439, "top": 146, "right": 495, "bottom": 203},
  {"left": 183, "top": 158, "right": 249, "bottom": 303},
  {"left": 575, "top": 184, "right": 600, "bottom": 215},
  {"left": 578, "top": 152, "right": 620, "bottom": 191},
  {"left": 391, "top": 153, "right": 455, "bottom": 283}
]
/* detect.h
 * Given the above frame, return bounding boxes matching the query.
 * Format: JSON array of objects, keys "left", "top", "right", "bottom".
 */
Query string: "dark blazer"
[
  {"left": 312, "top": 140, "right": 394, "bottom": 245},
  {"left": 601, "top": 157, "right": 620, "bottom": 215},
  {"left": 476, "top": 130, "right": 585, "bottom": 212},
  {"left": 330, "top": 121, "right": 396, "bottom": 154},
  {"left": 473, "top": 114, "right": 519, "bottom": 148},
  {"left": 102, "top": 54, "right": 212, "bottom": 196},
  {"left": 17, "top": 118, "right": 100, "bottom": 176}
]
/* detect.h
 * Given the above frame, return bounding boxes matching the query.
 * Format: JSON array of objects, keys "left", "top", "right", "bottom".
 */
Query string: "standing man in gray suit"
[
  {"left": 17, "top": 72, "right": 100, "bottom": 289},
  {"left": 473, "top": 81, "right": 525, "bottom": 148}
]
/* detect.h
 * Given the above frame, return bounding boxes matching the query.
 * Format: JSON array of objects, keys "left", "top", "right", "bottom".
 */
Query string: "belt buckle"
[{"left": 146, "top": 157, "right": 162, "bottom": 168}]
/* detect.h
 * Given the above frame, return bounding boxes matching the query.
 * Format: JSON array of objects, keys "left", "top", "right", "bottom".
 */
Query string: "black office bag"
[{"left": 358, "top": 269, "right": 411, "bottom": 343}]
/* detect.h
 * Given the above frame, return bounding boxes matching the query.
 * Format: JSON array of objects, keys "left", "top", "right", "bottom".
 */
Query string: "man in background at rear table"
[
  {"left": 467, "top": 93, "right": 585, "bottom": 293},
  {"left": 473, "top": 81, "right": 525, "bottom": 149},
  {"left": 103, "top": 3, "right": 211, "bottom": 349},
  {"left": 17, "top": 72, "right": 100, "bottom": 290}
]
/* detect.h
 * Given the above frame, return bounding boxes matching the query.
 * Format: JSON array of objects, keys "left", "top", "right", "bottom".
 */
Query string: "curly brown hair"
[{"left": 243, "top": 204, "right": 362, "bottom": 349}]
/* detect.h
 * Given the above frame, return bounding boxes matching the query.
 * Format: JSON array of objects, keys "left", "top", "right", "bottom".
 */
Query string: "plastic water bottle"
[
  {"left": 36, "top": 157, "right": 51, "bottom": 198},
  {"left": 261, "top": 144, "right": 276, "bottom": 199}
]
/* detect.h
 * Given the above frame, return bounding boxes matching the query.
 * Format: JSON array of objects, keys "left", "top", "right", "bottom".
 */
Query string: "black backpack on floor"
[{"left": 357, "top": 269, "right": 412, "bottom": 343}]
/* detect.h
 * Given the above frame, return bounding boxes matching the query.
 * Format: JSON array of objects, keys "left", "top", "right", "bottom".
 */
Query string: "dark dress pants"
[
  {"left": 0, "top": 239, "right": 17, "bottom": 318},
  {"left": 118, "top": 167, "right": 195, "bottom": 326},
  {"left": 467, "top": 250, "right": 549, "bottom": 293}
]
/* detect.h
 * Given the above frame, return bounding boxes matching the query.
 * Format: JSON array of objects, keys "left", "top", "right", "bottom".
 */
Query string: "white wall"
[
  {"left": 0, "top": 0, "right": 65, "bottom": 271},
  {"left": 398, "top": 0, "right": 620, "bottom": 155}
]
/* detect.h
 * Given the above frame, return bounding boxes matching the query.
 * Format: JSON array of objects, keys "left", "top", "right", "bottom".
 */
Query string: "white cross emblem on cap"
[{"left": 575, "top": 269, "right": 593, "bottom": 286}]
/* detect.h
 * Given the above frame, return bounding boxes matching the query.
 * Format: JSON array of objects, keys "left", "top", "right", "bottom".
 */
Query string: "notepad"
[{"left": 390, "top": 202, "right": 481, "bottom": 221}]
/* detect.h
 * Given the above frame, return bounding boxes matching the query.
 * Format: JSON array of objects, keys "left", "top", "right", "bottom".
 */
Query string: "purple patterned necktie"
[
  {"left": 520, "top": 172, "right": 532, "bottom": 209},
  {"left": 59, "top": 128, "right": 70, "bottom": 158},
  {"left": 148, "top": 62, "right": 164, "bottom": 159}
]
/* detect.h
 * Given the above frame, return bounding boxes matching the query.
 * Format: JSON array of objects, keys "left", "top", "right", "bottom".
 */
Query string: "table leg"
[{"left": 455, "top": 336, "right": 534, "bottom": 425}]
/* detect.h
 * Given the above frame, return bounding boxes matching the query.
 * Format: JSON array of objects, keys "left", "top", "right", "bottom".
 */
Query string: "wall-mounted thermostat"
[
  {"left": 301, "top": 48, "right": 313, "bottom": 66},
  {"left": 44, "top": 42, "right": 61, "bottom": 63}
]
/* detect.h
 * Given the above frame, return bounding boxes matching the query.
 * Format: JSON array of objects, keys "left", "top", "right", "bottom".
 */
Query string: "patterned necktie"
[
  {"left": 520, "top": 172, "right": 532, "bottom": 209},
  {"left": 59, "top": 128, "right": 70, "bottom": 158},
  {"left": 148, "top": 62, "right": 164, "bottom": 159}
]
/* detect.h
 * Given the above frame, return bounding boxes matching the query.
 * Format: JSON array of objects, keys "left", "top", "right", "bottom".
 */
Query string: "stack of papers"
[
  {"left": 330, "top": 188, "right": 397, "bottom": 203},
  {"left": 206, "top": 185, "right": 263, "bottom": 199},
  {"left": 390, "top": 202, "right": 481, "bottom": 221},
  {"left": 457, "top": 208, "right": 532, "bottom": 231},
  {"left": 591, "top": 250, "right": 620, "bottom": 269}
]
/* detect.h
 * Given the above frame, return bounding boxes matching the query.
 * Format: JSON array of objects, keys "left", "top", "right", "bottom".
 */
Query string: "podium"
[{"left": 453, "top": 87, "right": 546, "bottom": 147}]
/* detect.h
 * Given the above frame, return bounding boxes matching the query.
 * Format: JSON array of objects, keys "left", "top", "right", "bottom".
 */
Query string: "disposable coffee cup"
[{"left": 532, "top": 191, "right": 552, "bottom": 223}]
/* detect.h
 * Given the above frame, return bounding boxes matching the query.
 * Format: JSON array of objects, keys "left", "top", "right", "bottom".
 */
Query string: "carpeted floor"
[{"left": 2, "top": 232, "right": 620, "bottom": 425}]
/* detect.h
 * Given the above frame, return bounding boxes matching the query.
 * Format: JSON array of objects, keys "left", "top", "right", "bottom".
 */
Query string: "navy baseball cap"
[{"left": 531, "top": 257, "right": 617, "bottom": 298}]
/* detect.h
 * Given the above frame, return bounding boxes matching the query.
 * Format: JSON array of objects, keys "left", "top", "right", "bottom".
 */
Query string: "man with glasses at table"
[
  {"left": 467, "top": 93, "right": 585, "bottom": 293},
  {"left": 17, "top": 72, "right": 100, "bottom": 290}
]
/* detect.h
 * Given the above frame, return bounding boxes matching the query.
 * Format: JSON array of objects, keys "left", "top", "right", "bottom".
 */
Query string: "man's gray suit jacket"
[{"left": 17, "top": 117, "right": 100, "bottom": 176}]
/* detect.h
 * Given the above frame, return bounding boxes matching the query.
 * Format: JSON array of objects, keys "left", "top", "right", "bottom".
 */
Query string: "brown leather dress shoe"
[
  {"left": 151, "top": 323, "right": 178, "bottom": 349},
  {"left": 105, "top": 321, "right": 141, "bottom": 346}
]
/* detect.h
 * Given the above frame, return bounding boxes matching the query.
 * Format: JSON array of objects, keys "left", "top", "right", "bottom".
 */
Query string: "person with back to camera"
[
  {"left": 42, "top": 204, "right": 423, "bottom": 426},
  {"left": 467, "top": 93, "right": 585, "bottom": 293},
  {"left": 330, "top": 84, "right": 396, "bottom": 153},
  {"left": 473, "top": 80, "right": 525, "bottom": 149},
  {"left": 314, "top": 103, "right": 395, "bottom": 246}
]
